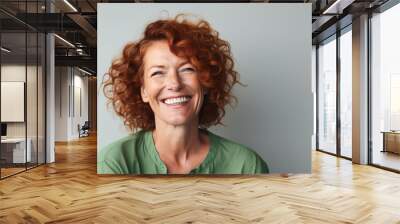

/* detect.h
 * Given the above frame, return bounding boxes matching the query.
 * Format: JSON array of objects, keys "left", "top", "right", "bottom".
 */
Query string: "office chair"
[{"left": 79, "top": 121, "right": 90, "bottom": 138}]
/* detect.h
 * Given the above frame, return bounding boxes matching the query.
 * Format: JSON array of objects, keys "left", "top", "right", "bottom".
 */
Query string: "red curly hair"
[{"left": 103, "top": 15, "right": 240, "bottom": 131}]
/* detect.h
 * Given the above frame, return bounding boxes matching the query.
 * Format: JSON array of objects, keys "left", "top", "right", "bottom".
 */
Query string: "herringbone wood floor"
[{"left": 1, "top": 134, "right": 400, "bottom": 223}]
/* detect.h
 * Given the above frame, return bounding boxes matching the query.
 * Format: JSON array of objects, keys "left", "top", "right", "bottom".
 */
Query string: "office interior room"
[
  {"left": 1, "top": 16, "right": 46, "bottom": 177},
  {"left": 0, "top": 0, "right": 400, "bottom": 223}
]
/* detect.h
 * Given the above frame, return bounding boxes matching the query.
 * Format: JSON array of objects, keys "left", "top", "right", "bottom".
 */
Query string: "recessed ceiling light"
[
  {"left": 54, "top": 34, "right": 75, "bottom": 48},
  {"left": 63, "top": 0, "right": 78, "bottom": 12},
  {"left": 322, "top": 0, "right": 353, "bottom": 15},
  {"left": 1, "top": 47, "right": 11, "bottom": 53},
  {"left": 78, "top": 67, "right": 93, "bottom": 76}
]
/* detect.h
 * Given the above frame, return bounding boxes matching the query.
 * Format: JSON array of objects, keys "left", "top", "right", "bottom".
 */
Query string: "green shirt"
[{"left": 98, "top": 130, "right": 269, "bottom": 174}]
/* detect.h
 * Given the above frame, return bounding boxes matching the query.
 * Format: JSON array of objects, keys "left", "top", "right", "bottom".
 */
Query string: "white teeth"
[{"left": 164, "top": 96, "right": 190, "bottom": 105}]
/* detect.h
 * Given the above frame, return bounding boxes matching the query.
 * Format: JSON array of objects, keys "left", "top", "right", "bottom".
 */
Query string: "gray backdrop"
[{"left": 97, "top": 3, "right": 312, "bottom": 173}]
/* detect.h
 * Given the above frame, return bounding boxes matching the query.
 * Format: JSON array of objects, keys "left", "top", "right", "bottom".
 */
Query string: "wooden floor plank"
[{"left": 0, "top": 134, "right": 399, "bottom": 223}]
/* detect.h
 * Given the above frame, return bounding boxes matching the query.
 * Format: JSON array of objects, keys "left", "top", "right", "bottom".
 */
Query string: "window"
[
  {"left": 371, "top": 3, "right": 400, "bottom": 171},
  {"left": 318, "top": 36, "right": 337, "bottom": 154},
  {"left": 340, "top": 28, "right": 352, "bottom": 158}
]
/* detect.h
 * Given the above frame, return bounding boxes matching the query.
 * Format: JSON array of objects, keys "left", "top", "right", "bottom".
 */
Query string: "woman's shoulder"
[
  {"left": 207, "top": 131, "right": 269, "bottom": 173},
  {"left": 98, "top": 130, "right": 150, "bottom": 174},
  {"left": 99, "top": 130, "right": 148, "bottom": 158}
]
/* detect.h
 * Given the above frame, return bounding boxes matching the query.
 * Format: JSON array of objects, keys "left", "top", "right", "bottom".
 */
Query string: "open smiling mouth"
[{"left": 161, "top": 96, "right": 192, "bottom": 106}]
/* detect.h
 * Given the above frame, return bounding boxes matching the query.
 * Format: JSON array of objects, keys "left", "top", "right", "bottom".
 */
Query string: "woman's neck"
[{"left": 152, "top": 119, "right": 208, "bottom": 173}]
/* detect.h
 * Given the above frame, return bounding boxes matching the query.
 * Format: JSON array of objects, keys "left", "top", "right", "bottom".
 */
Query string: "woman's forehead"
[{"left": 143, "top": 41, "right": 189, "bottom": 68}]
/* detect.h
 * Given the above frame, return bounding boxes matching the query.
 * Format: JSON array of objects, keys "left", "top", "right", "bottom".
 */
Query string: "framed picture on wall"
[{"left": 97, "top": 3, "right": 312, "bottom": 175}]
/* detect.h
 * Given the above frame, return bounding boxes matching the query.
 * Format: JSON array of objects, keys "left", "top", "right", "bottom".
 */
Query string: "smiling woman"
[{"left": 99, "top": 15, "right": 269, "bottom": 175}]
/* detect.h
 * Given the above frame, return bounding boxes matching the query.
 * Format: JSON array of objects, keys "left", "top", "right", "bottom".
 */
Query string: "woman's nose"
[{"left": 166, "top": 70, "right": 182, "bottom": 91}]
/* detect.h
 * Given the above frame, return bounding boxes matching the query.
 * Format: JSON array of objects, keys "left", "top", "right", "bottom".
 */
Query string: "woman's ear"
[{"left": 141, "top": 86, "right": 149, "bottom": 103}]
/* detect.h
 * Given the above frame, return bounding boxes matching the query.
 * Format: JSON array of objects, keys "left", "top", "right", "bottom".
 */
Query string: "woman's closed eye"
[
  {"left": 151, "top": 71, "right": 164, "bottom": 77},
  {"left": 179, "top": 66, "right": 196, "bottom": 73}
]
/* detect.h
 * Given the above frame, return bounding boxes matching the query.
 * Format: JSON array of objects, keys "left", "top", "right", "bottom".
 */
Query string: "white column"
[
  {"left": 46, "top": 32, "right": 55, "bottom": 163},
  {"left": 45, "top": 0, "right": 56, "bottom": 163},
  {"left": 352, "top": 14, "right": 369, "bottom": 164}
]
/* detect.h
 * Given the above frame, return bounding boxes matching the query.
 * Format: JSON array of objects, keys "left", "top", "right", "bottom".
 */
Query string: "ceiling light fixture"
[
  {"left": 54, "top": 34, "right": 75, "bottom": 48},
  {"left": 322, "top": 0, "right": 355, "bottom": 15},
  {"left": 78, "top": 67, "right": 93, "bottom": 76},
  {"left": 1, "top": 47, "right": 11, "bottom": 53},
  {"left": 323, "top": 0, "right": 344, "bottom": 14},
  {"left": 76, "top": 48, "right": 85, "bottom": 55},
  {"left": 63, "top": 0, "right": 78, "bottom": 12}
]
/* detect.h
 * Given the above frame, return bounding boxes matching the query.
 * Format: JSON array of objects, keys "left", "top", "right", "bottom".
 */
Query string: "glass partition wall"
[
  {"left": 0, "top": 1, "right": 46, "bottom": 179},
  {"left": 0, "top": 30, "right": 27, "bottom": 177},
  {"left": 316, "top": 26, "right": 353, "bottom": 159}
]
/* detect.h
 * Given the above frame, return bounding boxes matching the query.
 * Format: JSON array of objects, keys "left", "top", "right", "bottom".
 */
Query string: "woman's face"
[{"left": 141, "top": 41, "right": 206, "bottom": 127}]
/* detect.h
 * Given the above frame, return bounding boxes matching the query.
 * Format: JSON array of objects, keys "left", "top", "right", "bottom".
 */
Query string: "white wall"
[
  {"left": 1, "top": 63, "right": 46, "bottom": 164},
  {"left": 54, "top": 67, "right": 89, "bottom": 141},
  {"left": 55, "top": 67, "right": 69, "bottom": 141},
  {"left": 1, "top": 65, "right": 39, "bottom": 138},
  {"left": 72, "top": 72, "right": 89, "bottom": 138}
]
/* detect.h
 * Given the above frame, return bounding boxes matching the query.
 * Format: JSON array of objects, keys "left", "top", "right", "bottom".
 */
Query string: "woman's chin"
[
  {"left": 165, "top": 120, "right": 191, "bottom": 127},
  {"left": 160, "top": 116, "right": 196, "bottom": 127}
]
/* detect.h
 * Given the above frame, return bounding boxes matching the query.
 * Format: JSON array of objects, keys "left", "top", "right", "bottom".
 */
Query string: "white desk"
[{"left": 1, "top": 138, "right": 31, "bottom": 163}]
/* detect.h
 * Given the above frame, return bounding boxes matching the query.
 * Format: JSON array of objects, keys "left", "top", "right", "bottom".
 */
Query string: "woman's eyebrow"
[
  {"left": 148, "top": 65, "right": 166, "bottom": 70},
  {"left": 178, "top": 60, "right": 191, "bottom": 67}
]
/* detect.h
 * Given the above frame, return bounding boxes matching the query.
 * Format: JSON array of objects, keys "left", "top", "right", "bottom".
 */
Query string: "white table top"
[{"left": 1, "top": 138, "right": 27, "bottom": 143}]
